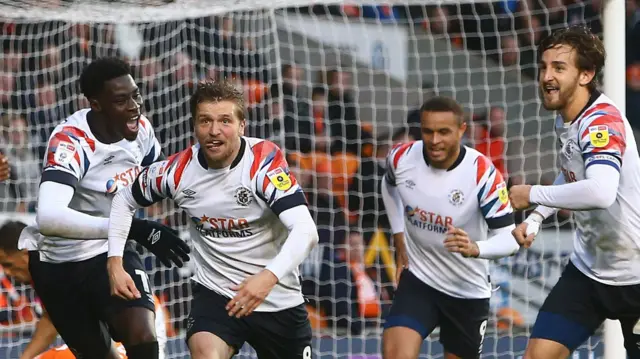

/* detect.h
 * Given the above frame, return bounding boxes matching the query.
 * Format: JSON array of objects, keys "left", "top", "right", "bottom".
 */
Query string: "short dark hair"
[
  {"left": 0, "top": 220, "right": 27, "bottom": 253},
  {"left": 538, "top": 25, "right": 606, "bottom": 91},
  {"left": 189, "top": 80, "right": 245, "bottom": 121},
  {"left": 419, "top": 96, "right": 465, "bottom": 125},
  {"left": 79, "top": 57, "right": 132, "bottom": 99}
]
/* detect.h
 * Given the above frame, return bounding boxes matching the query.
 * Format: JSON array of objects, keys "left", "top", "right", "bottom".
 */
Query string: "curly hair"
[
  {"left": 79, "top": 57, "right": 132, "bottom": 99},
  {"left": 189, "top": 80, "right": 245, "bottom": 121},
  {"left": 538, "top": 25, "right": 606, "bottom": 91},
  {"left": 420, "top": 96, "right": 465, "bottom": 125},
  {"left": 0, "top": 220, "right": 26, "bottom": 253}
]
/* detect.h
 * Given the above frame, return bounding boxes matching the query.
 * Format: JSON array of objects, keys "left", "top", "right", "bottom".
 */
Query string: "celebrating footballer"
[
  {"left": 380, "top": 96, "right": 521, "bottom": 359},
  {"left": 107, "top": 80, "right": 319, "bottom": 359},
  {"left": 509, "top": 26, "right": 640, "bottom": 359}
]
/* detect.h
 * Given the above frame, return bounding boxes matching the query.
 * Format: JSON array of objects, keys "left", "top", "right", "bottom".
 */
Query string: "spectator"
[{"left": 472, "top": 106, "right": 508, "bottom": 180}]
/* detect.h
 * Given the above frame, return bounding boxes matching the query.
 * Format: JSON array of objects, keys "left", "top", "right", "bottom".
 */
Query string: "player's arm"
[
  {"left": 36, "top": 130, "right": 112, "bottom": 239},
  {"left": 529, "top": 116, "right": 623, "bottom": 210},
  {"left": 254, "top": 147, "right": 319, "bottom": 280},
  {"left": 475, "top": 160, "right": 519, "bottom": 259},
  {"left": 381, "top": 144, "right": 411, "bottom": 276},
  {"left": 108, "top": 159, "right": 189, "bottom": 266},
  {"left": 20, "top": 311, "right": 58, "bottom": 359}
]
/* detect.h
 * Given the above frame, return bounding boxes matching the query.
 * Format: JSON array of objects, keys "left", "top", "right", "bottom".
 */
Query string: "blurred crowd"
[{"left": 0, "top": 0, "right": 635, "bottom": 340}]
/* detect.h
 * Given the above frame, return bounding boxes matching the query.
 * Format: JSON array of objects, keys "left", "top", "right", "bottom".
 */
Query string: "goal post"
[{"left": 0, "top": 0, "right": 626, "bottom": 358}]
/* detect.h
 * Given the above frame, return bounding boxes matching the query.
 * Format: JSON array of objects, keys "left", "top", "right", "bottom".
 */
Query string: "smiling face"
[
  {"left": 194, "top": 100, "right": 245, "bottom": 168},
  {"left": 93, "top": 74, "right": 143, "bottom": 141},
  {"left": 421, "top": 110, "right": 466, "bottom": 168}
]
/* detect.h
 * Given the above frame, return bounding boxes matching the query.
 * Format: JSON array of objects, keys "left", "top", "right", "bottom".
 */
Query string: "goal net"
[{"left": 0, "top": 0, "right": 607, "bottom": 357}]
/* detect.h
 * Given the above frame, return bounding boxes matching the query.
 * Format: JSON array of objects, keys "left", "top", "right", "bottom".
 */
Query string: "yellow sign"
[
  {"left": 497, "top": 182, "right": 508, "bottom": 204},
  {"left": 267, "top": 168, "right": 292, "bottom": 191},
  {"left": 589, "top": 125, "right": 610, "bottom": 148}
]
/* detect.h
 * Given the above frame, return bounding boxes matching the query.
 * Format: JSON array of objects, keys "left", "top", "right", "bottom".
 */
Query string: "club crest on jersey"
[
  {"left": 448, "top": 189, "right": 464, "bottom": 206},
  {"left": 266, "top": 167, "right": 292, "bottom": 191},
  {"left": 589, "top": 125, "right": 610, "bottom": 148},
  {"left": 496, "top": 182, "right": 509, "bottom": 204},
  {"left": 234, "top": 186, "right": 253, "bottom": 206},
  {"left": 53, "top": 141, "right": 75, "bottom": 165}
]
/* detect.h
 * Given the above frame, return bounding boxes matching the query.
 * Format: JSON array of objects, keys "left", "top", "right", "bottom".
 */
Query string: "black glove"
[{"left": 127, "top": 218, "right": 191, "bottom": 268}]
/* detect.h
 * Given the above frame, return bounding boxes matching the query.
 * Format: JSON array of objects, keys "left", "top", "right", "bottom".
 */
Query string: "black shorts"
[
  {"left": 29, "top": 250, "right": 156, "bottom": 358},
  {"left": 531, "top": 260, "right": 640, "bottom": 355},
  {"left": 186, "top": 282, "right": 313, "bottom": 359},
  {"left": 383, "top": 270, "right": 490, "bottom": 359}
]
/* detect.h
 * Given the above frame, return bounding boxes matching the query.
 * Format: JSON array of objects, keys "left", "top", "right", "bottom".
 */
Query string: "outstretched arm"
[{"left": 20, "top": 311, "right": 58, "bottom": 359}]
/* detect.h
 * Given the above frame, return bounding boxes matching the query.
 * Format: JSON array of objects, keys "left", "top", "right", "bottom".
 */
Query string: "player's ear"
[
  {"left": 238, "top": 119, "right": 246, "bottom": 136},
  {"left": 579, "top": 69, "right": 596, "bottom": 87},
  {"left": 458, "top": 121, "right": 467, "bottom": 138},
  {"left": 88, "top": 98, "right": 101, "bottom": 112}
]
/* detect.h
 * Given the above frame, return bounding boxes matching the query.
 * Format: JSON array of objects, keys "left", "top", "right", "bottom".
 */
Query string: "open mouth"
[
  {"left": 543, "top": 84, "right": 559, "bottom": 96},
  {"left": 206, "top": 140, "right": 223, "bottom": 150},
  {"left": 126, "top": 114, "right": 140, "bottom": 132}
]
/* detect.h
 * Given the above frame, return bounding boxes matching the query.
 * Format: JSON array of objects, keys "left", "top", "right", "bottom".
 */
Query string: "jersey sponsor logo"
[
  {"left": 448, "top": 189, "right": 465, "bottom": 206},
  {"left": 234, "top": 186, "right": 253, "bottom": 206},
  {"left": 266, "top": 167, "right": 292, "bottom": 191},
  {"left": 405, "top": 205, "right": 452, "bottom": 233},
  {"left": 496, "top": 182, "right": 508, "bottom": 204},
  {"left": 53, "top": 141, "right": 75, "bottom": 165},
  {"left": 191, "top": 215, "right": 253, "bottom": 238},
  {"left": 589, "top": 125, "right": 610, "bottom": 148},
  {"left": 106, "top": 166, "right": 142, "bottom": 195}
]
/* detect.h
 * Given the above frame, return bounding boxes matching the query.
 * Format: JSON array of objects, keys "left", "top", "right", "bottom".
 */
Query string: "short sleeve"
[
  {"left": 41, "top": 127, "right": 96, "bottom": 189},
  {"left": 578, "top": 106, "right": 626, "bottom": 172},
  {"left": 475, "top": 156, "right": 514, "bottom": 229},
  {"left": 250, "top": 141, "right": 307, "bottom": 216}
]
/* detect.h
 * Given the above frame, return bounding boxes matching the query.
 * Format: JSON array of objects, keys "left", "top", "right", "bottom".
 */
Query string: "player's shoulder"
[
  {"left": 387, "top": 140, "right": 419, "bottom": 169},
  {"left": 575, "top": 94, "right": 625, "bottom": 129},
  {"left": 246, "top": 137, "right": 281, "bottom": 159},
  {"left": 136, "top": 115, "right": 155, "bottom": 139},
  {"left": 464, "top": 147, "right": 502, "bottom": 183},
  {"left": 48, "top": 109, "right": 96, "bottom": 152}
]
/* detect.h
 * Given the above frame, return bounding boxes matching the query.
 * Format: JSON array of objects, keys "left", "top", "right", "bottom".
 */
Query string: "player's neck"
[
  {"left": 560, "top": 88, "right": 592, "bottom": 124},
  {"left": 86, "top": 111, "right": 123, "bottom": 144},
  {"left": 204, "top": 139, "right": 243, "bottom": 169}
]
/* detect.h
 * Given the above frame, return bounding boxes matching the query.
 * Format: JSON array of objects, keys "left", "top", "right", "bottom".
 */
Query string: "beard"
[{"left": 541, "top": 78, "right": 579, "bottom": 111}]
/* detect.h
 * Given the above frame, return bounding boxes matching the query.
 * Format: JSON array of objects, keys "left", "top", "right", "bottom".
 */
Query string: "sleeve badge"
[
  {"left": 588, "top": 125, "right": 610, "bottom": 148},
  {"left": 266, "top": 167, "right": 292, "bottom": 191}
]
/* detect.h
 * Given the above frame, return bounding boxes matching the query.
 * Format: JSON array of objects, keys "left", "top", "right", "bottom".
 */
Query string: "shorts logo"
[
  {"left": 448, "top": 189, "right": 464, "bottom": 206},
  {"left": 266, "top": 167, "right": 292, "bottom": 191},
  {"left": 496, "top": 182, "right": 508, "bottom": 204},
  {"left": 589, "top": 125, "right": 610, "bottom": 148},
  {"left": 53, "top": 141, "right": 76, "bottom": 165},
  {"left": 234, "top": 186, "right": 253, "bottom": 206}
]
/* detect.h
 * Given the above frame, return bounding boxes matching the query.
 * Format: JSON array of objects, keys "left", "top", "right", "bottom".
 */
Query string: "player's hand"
[
  {"left": 227, "top": 269, "right": 279, "bottom": 318},
  {"left": 107, "top": 257, "right": 141, "bottom": 301},
  {"left": 443, "top": 224, "right": 480, "bottom": 258},
  {"left": 512, "top": 220, "right": 540, "bottom": 249},
  {"left": 508, "top": 184, "right": 533, "bottom": 210},
  {"left": 0, "top": 153, "right": 10, "bottom": 181},
  {"left": 128, "top": 218, "right": 191, "bottom": 268},
  {"left": 393, "top": 234, "right": 409, "bottom": 287}
]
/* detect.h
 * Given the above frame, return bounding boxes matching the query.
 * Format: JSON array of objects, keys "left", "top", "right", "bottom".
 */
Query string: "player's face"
[
  {"left": 539, "top": 44, "right": 594, "bottom": 111},
  {"left": 194, "top": 100, "right": 246, "bottom": 168},
  {"left": 0, "top": 249, "right": 30, "bottom": 284},
  {"left": 95, "top": 75, "right": 143, "bottom": 141},
  {"left": 421, "top": 110, "right": 466, "bottom": 167}
]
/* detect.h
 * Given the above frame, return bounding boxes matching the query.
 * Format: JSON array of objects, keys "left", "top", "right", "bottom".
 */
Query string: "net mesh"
[{"left": 0, "top": 0, "right": 607, "bottom": 357}]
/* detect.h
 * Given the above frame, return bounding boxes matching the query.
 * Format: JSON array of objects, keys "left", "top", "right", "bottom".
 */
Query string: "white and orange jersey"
[
  {"left": 556, "top": 93, "right": 640, "bottom": 285},
  {"left": 35, "top": 109, "right": 161, "bottom": 263},
  {"left": 35, "top": 295, "right": 167, "bottom": 359},
  {"left": 385, "top": 142, "right": 514, "bottom": 299},
  {"left": 132, "top": 137, "right": 307, "bottom": 311}
]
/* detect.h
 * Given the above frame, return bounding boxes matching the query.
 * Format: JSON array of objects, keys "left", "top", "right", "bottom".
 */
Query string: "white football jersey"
[
  {"left": 386, "top": 142, "right": 514, "bottom": 299},
  {"left": 132, "top": 137, "right": 308, "bottom": 312},
  {"left": 556, "top": 92, "right": 640, "bottom": 285},
  {"left": 36, "top": 109, "right": 161, "bottom": 263}
]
